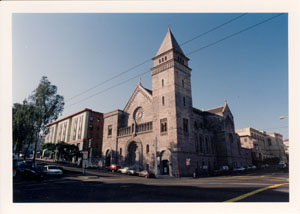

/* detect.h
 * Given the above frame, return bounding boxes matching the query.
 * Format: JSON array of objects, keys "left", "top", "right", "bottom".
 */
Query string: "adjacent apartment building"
[
  {"left": 236, "top": 127, "right": 287, "bottom": 163},
  {"left": 101, "top": 29, "right": 245, "bottom": 177},
  {"left": 44, "top": 108, "right": 104, "bottom": 158}
]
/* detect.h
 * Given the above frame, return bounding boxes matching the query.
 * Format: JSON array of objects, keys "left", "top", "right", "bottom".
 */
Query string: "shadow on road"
[{"left": 13, "top": 178, "right": 289, "bottom": 203}]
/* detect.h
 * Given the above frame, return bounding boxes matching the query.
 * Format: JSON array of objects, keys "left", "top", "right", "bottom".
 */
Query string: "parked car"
[
  {"left": 16, "top": 163, "right": 47, "bottom": 180},
  {"left": 232, "top": 166, "right": 246, "bottom": 173},
  {"left": 214, "top": 166, "right": 230, "bottom": 176},
  {"left": 43, "top": 165, "right": 63, "bottom": 176},
  {"left": 137, "top": 170, "right": 155, "bottom": 178},
  {"left": 105, "top": 164, "right": 121, "bottom": 172},
  {"left": 127, "top": 168, "right": 138, "bottom": 175},
  {"left": 118, "top": 167, "right": 129, "bottom": 174},
  {"left": 278, "top": 162, "right": 287, "bottom": 169}
]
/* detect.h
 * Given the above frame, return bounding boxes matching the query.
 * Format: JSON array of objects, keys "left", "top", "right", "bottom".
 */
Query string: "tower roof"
[{"left": 155, "top": 28, "right": 184, "bottom": 57}]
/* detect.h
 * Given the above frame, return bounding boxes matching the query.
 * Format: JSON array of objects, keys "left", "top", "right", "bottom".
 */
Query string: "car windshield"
[{"left": 48, "top": 166, "right": 59, "bottom": 169}]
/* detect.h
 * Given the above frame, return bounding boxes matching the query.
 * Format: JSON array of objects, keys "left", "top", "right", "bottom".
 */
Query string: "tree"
[
  {"left": 55, "top": 141, "right": 80, "bottom": 161},
  {"left": 13, "top": 101, "right": 38, "bottom": 159},
  {"left": 28, "top": 76, "right": 64, "bottom": 162},
  {"left": 41, "top": 142, "right": 56, "bottom": 152}
]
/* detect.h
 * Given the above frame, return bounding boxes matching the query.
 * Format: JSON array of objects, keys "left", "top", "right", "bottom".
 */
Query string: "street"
[{"left": 13, "top": 162, "right": 289, "bottom": 202}]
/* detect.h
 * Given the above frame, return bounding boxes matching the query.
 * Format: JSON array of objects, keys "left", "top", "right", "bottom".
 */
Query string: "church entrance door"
[
  {"left": 127, "top": 142, "right": 140, "bottom": 168},
  {"left": 105, "top": 150, "right": 111, "bottom": 167},
  {"left": 162, "top": 160, "right": 169, "bottom": 175}
]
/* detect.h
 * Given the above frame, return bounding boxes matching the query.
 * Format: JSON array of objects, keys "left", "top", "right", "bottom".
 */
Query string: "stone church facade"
[{"left": 101, "top": 29, "right": 243, "bottom": 176}]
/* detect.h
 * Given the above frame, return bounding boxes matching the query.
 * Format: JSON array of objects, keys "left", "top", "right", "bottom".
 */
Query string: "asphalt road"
[{"left": 13, "top": 162, "right": 289, "bottom": 202}]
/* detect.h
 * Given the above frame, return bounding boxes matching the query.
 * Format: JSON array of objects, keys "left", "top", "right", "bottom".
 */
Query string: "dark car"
[
  {"left": 15, "top": 161, "right": 47, "bottom": 180},
  {"left": 214, "top": 166, "right": 230, "bottom": 176}
]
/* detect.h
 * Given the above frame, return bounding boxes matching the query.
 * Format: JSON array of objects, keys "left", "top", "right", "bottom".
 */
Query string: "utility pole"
[
  {"left": 154, "top": 136, "right": 158, "bottom": 177},
  {"left": 88, "top": 138, "right": 93, "bottom": 166}
]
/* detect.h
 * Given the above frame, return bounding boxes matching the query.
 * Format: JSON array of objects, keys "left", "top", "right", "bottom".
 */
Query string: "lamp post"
[{"left": 88, "top": 138, "right": 93, "bottom": 166}]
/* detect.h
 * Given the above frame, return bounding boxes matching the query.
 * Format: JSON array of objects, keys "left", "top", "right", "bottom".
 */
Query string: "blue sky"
[{"left": 12, "top": 13, "right": 288, "bottom": 139}]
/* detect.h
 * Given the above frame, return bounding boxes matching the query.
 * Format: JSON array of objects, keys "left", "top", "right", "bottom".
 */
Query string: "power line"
[
  {"left": 65, "top": 13, "right": 284, "bottom": 109},
  {"left": 66, "top": 59, "right": 151, "bottom": 102},
  {"left": 186, "top": 13, "right": 284, "bottom": 56},
  {"left": 180, "top": 13, "right": 248, "bottom": 46},
  {"left": 66, "top": 13, "right": 248, "bottom": 102},
  {"left": 65, "top": 70, "right": 150, "bottom": 109}
]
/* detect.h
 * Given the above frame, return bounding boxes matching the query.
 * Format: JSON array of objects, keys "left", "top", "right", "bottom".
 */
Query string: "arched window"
[
  {"left": 205, "top": 136, "right": 209, "bottom": 153},
  {"left": 229, "top": 133, "right": 233, "bottom": 143},
  {"left": 195, "top": 134, "right": 199, "bottom": 154},
  {"left": 199, "top": 136, "right": 203, "bottom": 153},
  {"left": 268, "top": 138, "right": 272, "bottom": 146},
  {"left": 160, "top": 118, "right": 168, "bottom": 133},
  {"left": 162, "top": 96, "right": 165, "bottom": 106}
]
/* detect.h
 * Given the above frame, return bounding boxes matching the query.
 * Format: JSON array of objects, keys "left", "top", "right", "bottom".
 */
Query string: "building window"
[
  {"left": 108, "top": 125, "right": 112, "bottom": 136},
  {"left": 97, "top": 126, "right": 100, "bottom": 131},
  {"left": 162, "top": 96, "right": 165, "bottom": 106},
  {"left": 268, "top": 138, "right": 272, "bottom": 146},
  {"left": 162, "top": 79, "right": 164, "bottom": 87},
  {"left": 162, "top": 57, "right": 164, "bottom": 62},
  {"left": 89, "top": 124, "right": 93, "bottom": 131},
  {"left": 244, "top": 138, "right": 247, "bottom": 142},
  {"left": 195, "top": 134, "right": 199, "bottom": 154},
  {"left": 205, "top": 136, "right": 209, "bottom": 153},
  {"left": 199, "top": 136, "right": 203, "bottom": 153},
  {"left": 229, "top": 133, "right": 233, "bottom": 143},
  {"left": 90, "top": 116, "right": 94, "bottom": 122},
  {"left": 182, "top": 79, "right": 184, "bottom": 88},
  {"left": 183, "top": 96, "right": 186, "bottom": 106},
  {"left": 160, "top": 118, "right": 168, "bottom": 133},
  {"left": 120, "top": 148, "right": 122, "bottom": 156},
  {"left": 159, "top": 59, "right": 161, "bottom": 63},
  {"left": 183, "top": 118, "right": 189, "bottom": 135},
  {"left": 165, "top": 56, "right": 167, "bottom": 61},
  {"left": 97, "top": 118, "right": 101, "bottom": 123},
  {"left": 146, "top": 144, "right": 150, "bottom": 153}
]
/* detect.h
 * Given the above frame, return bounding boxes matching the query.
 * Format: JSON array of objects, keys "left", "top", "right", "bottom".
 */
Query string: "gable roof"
[
  {"left": 155, "top": 28, "right": 184, "bottom": 57},
  {"left": 206, "top": 106, "right": 224, "bottom": 114},
  {"left": 123, "top": 83, "right": 152, "bottom": 112}
]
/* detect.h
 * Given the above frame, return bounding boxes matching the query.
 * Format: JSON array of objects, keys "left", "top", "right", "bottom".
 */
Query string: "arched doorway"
[
  {"left": 128, "top": 142, "right": 138, "bottom": 166},
  {"left": 126, "top": 141, "right": 143, "bottom": 169},
  {"left": 162, "top": 160, "right": 169, "bottom": 175},
  {"left": 159, "top": 149, "right": 172, "bottom": 176},
  {"left": 105, "top": 150, "right": 111, "bottom": 167},
  {"left": 125, "top": 138, "right": 143, "bottom": 170}
]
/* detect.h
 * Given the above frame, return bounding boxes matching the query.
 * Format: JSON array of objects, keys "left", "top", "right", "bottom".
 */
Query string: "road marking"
[{"left": 224, "top": 182, "right": 289, "bottom": 202}]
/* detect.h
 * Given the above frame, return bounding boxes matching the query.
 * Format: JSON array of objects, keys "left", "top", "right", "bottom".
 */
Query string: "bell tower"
[{"left": 151, "top": 29, "right": 193, "bottom": 175}]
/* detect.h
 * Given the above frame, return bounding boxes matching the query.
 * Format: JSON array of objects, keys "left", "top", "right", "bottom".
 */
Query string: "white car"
[
  {"left": 44, "top": 165, "right": 63, "bottom": 176},
  {"left": 118, "top": 167, "right": 129, "bottom": 174}
]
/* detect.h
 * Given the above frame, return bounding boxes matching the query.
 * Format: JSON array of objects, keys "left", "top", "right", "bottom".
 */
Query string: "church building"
[{"left": 101, "top": 29, "right": 243, "bottom": 176}]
